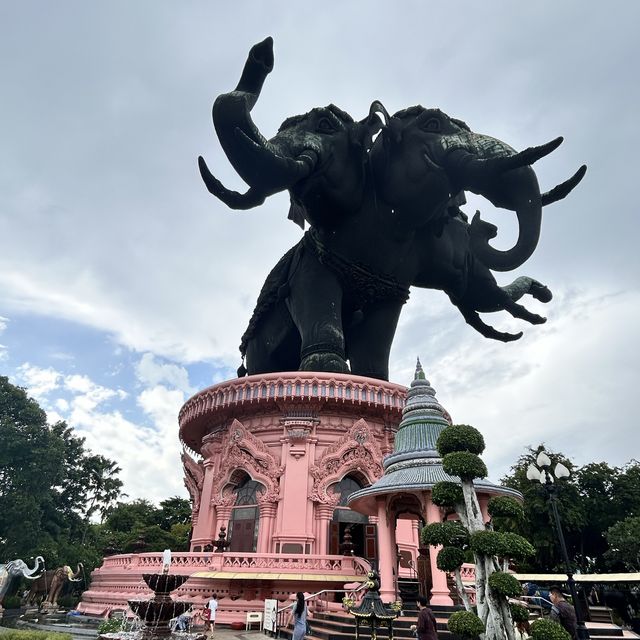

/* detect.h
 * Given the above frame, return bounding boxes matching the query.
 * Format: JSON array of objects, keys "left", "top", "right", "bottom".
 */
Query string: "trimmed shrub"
[
  {"left": 488, "top": 571, "right": 522, "bottom": 598},
  {"left": 487, "top": 496, "right": 524, "bottom": 520},
  {"left": 530, "top": 618, "right": 572, "bottom": 640},
  {"left": 437, "top": 424, "right": 485, "bottom": 456},
  {"left": 0, "top": 632, "right": 73, "bottom": 640},
  {"left": 470, "top": 530, "right": 503, "bottom": 556},
  {"left": 470, "top": 530, "right": 535, "bottom": 560},
  {"left": 499, "top": 532, "right": 536, "bottom": 560},
  {"left": 422, "top": 520, "right": 469, "bottom": 548},
  {"left": 447, "top": 610, "right": 485, "bottom": 639},
  {"left": 432, "top": 481, "right": 464, "bottom": 507},
  {"left": 437, "top": 546, "right": 465, "bottom": 572},
  {"left": 442, "top": 451, "right": 487, "bottom": 480},
  {"left": 510, "top": 603, "right": 530, "bottom": 623}
]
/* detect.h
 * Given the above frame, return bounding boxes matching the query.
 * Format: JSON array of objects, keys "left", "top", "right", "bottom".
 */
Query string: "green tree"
[
  {"left": 501, "top": 446, "right": 586, "bottom": 572},
  {"left": 0, "top": 376, "right": 122, "bottom": 572},
  {"left": 604, "top": 516, "right": 640, "bottom": 571}
]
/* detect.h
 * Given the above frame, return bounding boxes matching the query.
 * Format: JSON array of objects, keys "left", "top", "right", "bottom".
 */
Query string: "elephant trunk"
[
  {"left": 443, "top": 133, "right": 562, "bottom": 272},
  {"left": 24, "top": 556, "right": 45, "bottom": 579},
  {"left": 211, "top": 36, "right": 316, "bottom": 195}
]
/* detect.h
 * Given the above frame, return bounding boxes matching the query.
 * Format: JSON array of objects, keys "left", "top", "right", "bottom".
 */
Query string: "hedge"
[
  {"left": 487, "top": 496, "right": 524, "bottom": 520},
  {"left": 432, "top": 481, "right": 464, "bottom": 507},
  {"left": 488, "top": 571, "right": 522, "bottom": 598},
  {"left": 437, "top": 546, "right": 465, "bottom": 572},
  {"left": 530, "top": 618, "right": 572, "bottom": 640},
  {"left": 447, "top": 610, "right": 485, "bottom": 639},
  {"left": 442, "top": 451, "right": 487, "bottom": 481},
  {"left": 421, "top": 520, "right": 469, "bottom": 548}
]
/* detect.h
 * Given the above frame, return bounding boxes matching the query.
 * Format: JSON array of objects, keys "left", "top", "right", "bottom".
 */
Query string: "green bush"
[
  {"left": 447, "top": 610, "right": 485, "bottom": 639},
  {"left": 0, "top": 632, "right": 73, "bottom": 640},
  {"left": 469, "top": 530, "right": 503, "bottom": 556},
  {"left": 421, "top": 520, "right": 469, "bottom": 548},
  {"left": 443, "top": 451, "right": 487, "bottom": 481},
  {"left": 98, "top": 618, "right": 124, "bottom": 634},
  {"left": 470, "top": 530, "right": 535, "bottom": 560},
  {"left": 2, "top": 594, "right": 23, "bottom": 609},
  {"left": 530, "top": 618, "right": 571, "bottom": 640},
  {"left": 56, "top": 594, "right": 80, "bottom": 609},
  {"left": 437, "top": 424, "right": 485, "bottom": 456},
  {"left": 488, "top": 571, "right": 522, "bottom": 598},
  {"left": 510, "top": 603, "right": 530, "bottom": 623},
  {"left": 437, "top": 546, "right": 465, "bottom": 572},
  {"left": 432, "top": 481, "right": 464, "bottom": 507},
  {"left": 499, "top": 532, "right": 536, "bottom": 560},
  {"left": 487, "top": 496, "right": 524, "bottom": 520}
]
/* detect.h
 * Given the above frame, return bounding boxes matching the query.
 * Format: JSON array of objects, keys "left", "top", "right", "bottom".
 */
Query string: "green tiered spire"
[{"left": 347, "top": 359, "right": 521, "bottom": 504}]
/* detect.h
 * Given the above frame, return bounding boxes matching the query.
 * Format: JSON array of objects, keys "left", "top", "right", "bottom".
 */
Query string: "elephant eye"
[
  {"left": 421, "top": 118, "right": 441, "bottom": 132},
  {"left": 317, "top": 117, "right": 337, "bottom": 133}
]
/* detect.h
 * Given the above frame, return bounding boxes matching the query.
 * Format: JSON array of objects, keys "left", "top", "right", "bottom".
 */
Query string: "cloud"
[
  {"left": 135, "top": 353, "right": 194, "bottom": 395},
  {"left": 15, "top": 363, "right": 62, "bottom": 397}
]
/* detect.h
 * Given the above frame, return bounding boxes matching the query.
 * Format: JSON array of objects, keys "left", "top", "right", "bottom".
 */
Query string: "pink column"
[
  {"left": 190, "top": 459, "right": 216, "bottom": 549},
  {"left": 425, "top": 497, "right": 453, "bottom": 605},
  {"left": 257, "top": 503, "right": 277, "bottom": 553},
  {"left": 315, "top": 505, "right": 334, "bottom": 555},
  {"left": 376, "top": 497, "right": 395, "bottom": 602},
  {"left": 216, "top": 505, "right": 232, "bottom": 542}
]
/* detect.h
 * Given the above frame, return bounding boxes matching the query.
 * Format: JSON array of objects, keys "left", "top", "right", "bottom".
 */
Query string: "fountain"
[{"left": 128, "top": 574, "right": 191, "bottom": 639}]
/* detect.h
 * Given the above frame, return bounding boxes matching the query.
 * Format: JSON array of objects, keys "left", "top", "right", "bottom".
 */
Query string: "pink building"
[{"left": 79, "top": 366, "right": 515, "bottom": 621}]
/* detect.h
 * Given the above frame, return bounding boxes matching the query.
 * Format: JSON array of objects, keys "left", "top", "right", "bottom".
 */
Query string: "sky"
[{"left": 1, "top": 2, "right": 639, "bottom": 505}]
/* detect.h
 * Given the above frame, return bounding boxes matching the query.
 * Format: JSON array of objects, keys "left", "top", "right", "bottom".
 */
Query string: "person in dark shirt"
[
  {"left": 411, "top": 596, "right": 437, "bottom": 640},
  {"left": 549, "top": 586, "right": 578, "bottom": 640}
]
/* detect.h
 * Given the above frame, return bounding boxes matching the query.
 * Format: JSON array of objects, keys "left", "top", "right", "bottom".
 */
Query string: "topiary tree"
[
  {"left": 422, "top": 423, "right": 535, "bottom": 640},
  {"left": 529, "top": 618, "right": 571, "bottom": 640},
  {"left": 448, "top": 610, "right": 486, "bottom": 639}
]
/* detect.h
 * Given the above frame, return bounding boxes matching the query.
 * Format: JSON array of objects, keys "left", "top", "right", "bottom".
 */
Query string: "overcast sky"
[{"left": 1, "top": 2, "right": 638, "bottom": 504}]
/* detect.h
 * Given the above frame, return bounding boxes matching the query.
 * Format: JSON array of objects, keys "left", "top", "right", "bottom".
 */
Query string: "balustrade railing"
[
  {"left": 179, "top": 372, "right": 406, "bottom": 428},
  {"left": 100, "top": 551, "right": 369, "bottom": 576}
]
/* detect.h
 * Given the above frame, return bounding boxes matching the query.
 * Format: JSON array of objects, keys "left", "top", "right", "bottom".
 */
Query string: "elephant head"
[
  {"left": 6, "top": 556, "right": 45, "bottom": 579},
  {"left": 198, "top": 37, "right": 382, "bottom": 229},
  {"left": 371, "top": 105, "right": 586, "bottom": 271}
]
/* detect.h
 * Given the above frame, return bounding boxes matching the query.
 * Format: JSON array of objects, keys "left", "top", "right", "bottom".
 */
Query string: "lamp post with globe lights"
[{"left": 527, "top": 451, "right": 590, "bottom": 639}]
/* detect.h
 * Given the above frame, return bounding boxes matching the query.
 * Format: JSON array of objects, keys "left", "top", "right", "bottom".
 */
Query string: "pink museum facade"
[{"left": 79, "top": 368, "right": 516, "bottom": 621}]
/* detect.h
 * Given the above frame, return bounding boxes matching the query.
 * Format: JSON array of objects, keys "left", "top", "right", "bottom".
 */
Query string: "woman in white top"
[{"left": 208, "top": 594, "right": 218, "bottom": 632}]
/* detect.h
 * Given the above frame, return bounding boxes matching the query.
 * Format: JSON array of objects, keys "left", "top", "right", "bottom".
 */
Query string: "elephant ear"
[{"left": 288, "top": 197, "right": 307, "bottom": 230}]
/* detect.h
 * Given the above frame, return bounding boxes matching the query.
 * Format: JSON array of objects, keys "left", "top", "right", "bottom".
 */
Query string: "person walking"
[
  {"left": 207, "top": 593, "right": 218, "bottom": 634},
  {"left": 411, "top": 596, "right": 437, "bottom": 640},
  {"left": 549, "top": 586, "right": 578, "bottom": 640},
  {"left": 286, "top": 592, "right": 308, "bottom": 640}
]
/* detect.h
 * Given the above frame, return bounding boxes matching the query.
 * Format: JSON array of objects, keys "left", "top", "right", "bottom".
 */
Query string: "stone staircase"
[{"left": 278, "top": 604, "right": 464, "bottom": 640}]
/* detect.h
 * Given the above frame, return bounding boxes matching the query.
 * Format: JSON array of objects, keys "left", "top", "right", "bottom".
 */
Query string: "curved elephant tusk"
[
  {"left": 473, "top": 137, "right": 563, "bottom": 176},
  {"left": 541, "top": 164, "right": 587, "bottom": 206},
  {"left": 368, "top": 100, "right": 391, "bottom": 126},
  {"left": 233, "top": 128, "right": 317, "bottom": 185},
  {"left": 198, "top": 156, "right": 267, "bottom": 209}
]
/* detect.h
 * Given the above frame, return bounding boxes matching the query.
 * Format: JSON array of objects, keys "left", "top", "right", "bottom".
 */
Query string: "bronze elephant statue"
[
  {"left": 199, "top": 38, "right": 586, "bottom": 380},
  {"left": 26, "top": 563, "right": 83, "bottom": 608}
]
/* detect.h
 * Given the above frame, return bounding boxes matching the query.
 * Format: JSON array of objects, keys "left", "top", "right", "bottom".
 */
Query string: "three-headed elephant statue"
[{"left": 199, "top": 37, "right": 586, "bottom": 380}]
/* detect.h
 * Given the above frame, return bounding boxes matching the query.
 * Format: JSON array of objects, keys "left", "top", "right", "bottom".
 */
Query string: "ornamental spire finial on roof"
[{"left": 415, "top": 357, "right": 426, "bottom": 380}]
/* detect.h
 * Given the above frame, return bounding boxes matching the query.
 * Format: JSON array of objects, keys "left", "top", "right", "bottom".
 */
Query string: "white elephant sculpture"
[{"left": 0, "top": 556, "right": 45, "bottom": 606}]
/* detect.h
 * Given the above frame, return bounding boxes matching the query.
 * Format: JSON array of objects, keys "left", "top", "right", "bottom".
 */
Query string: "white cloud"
[
  {"left": 0, "top": 316, "right": 8, "bottom": 333},
  {"left": 135, "top": 353, "right": 194, "bottom": 395},
  {"left": 15, "top": 363, "right": 62, "bottom": 398}
]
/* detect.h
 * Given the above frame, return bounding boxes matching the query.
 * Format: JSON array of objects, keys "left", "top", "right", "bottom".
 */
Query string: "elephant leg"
[
  {"left": 286, "top": 252, "right": 349, "bottom": 373},
  {"left": 501, "top": 276, "right": 552, "bottom": 304},
  {"left": 502, "top": 298, "right": 547, "bottom": 325},
  {"left": 245, "top": 301, "right": 301, "bottom": 374},
  {"left": 457, "top": 305, "right": 523, "bottom": 342},
  {"left": 346, "top": 301, "right": 403, "bottom": 380}
]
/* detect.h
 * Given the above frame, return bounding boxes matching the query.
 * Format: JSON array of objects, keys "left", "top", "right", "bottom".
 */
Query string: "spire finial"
[{"left": 415, "top": 357, "right": 426, "bottom": 380}]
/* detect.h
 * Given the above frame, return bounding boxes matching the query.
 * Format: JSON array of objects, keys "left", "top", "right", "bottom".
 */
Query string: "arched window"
[
  {"left": 228, "top": 473, "right": 263, "bottom": 552},
  {"left": 328, "top": 475, "right": 370, "bottom": 557}
]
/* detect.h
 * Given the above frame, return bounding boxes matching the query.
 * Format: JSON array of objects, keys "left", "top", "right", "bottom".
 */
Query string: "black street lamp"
[{"left": 527, "top": 451, "right": 590, "bottom": 640}]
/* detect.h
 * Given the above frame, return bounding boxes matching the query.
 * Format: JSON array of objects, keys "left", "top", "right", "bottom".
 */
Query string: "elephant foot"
[{"left": 300, "top": 351, "right": 350, "bottom": 374}]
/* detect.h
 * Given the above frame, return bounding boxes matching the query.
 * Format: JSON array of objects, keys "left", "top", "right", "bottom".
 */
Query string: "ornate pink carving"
[
  {"left": 310, "top": 418, "right": 384, "bottom": 504},
  {"left": 181, "top": 451, "right": 204, "bottom": 512},
  {"left": 210, "top": 419, "right": 284, "bottom": 506}
]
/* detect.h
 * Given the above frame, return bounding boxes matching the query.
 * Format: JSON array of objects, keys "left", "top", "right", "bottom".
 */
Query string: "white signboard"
[{"left": 263, "top": 598, "right": 278, "bottom": 633}]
